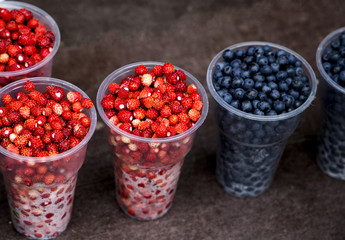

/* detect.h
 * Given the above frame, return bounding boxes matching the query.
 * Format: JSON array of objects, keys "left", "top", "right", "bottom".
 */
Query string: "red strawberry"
[
  {"left": 126, "top": 98, "right": 140, "bottom": 111},
  {"left": 141, "top": 73, "right": 153, "bottom": 87},
  {"left": 67, "top": 91, "right": 82, "bottom": 103},
  {"left": 160, "top": 105, "right": 172, "bottom": 118},
  {"left": 28, "top": 137, "right": 43, "bottom": 149},
  {"left": 176, "top": 69, "right": 187, "bottom": 81},
  {"left": 101, "top": 96, "right": 114, "bottom": 110},
  {"left": 187, "top": 84, "right": 197, "bottom": 94},
  {"left": 178, "top": 112, "right": 190, "bottom": 124},
  {"left": 81, "top": 98, "right": 93, "bottom": 109},
  {"left": 174, "top": 81, "right": 187, "bottom": 92},
  {"left": 155, "top": 124, "right": 167, "bottom": 138},
  {"left": 24, "top": 80, "right": 35, "bottom": 92},
  {"left": 146, "top": 108, "right": 159, "bottom": 120},
  {"left": 170, "top": 101, "right": 183, "bottom": 114},
  {"left": 188, "top": 109, "right": 201, "bottom": 122},
  {"left": 119, "top": 122, "right": 132, "bottom": 132},
  {"left": 44, "top": 173, "right": 55, "bottom": 185},
  {"left": 181, "top": 96, "right": 193, "bottom": 109},
  {"left": 166, "top": 72, "right": 179, "bottom": 85},
  {"left": 153, "top": 65, "right": 163, "bottom": 77},
  {"left": 47, "top": 86, "right": 64, "bottom": 102},
  {"left": 7, "top": 45, "right": 22, "bottom": 57},
  {"left": 109, "top": 82, "right": 120, "bottom": 94},
  {"left": 134, "top": 64, "right": 148, "bottom": 75},
  {"left": 2, "top": 94, "right": 12, "bottom": 104},
  {"left": 73, "top": 124, "right": 87, "bottom": 139},
  {"left": 175, "top": 122, "right": 188, "bottom": 134},
  {"left": 118, "top": 86, "right": 130, "bottom": 99},
  {"left": 162, "top": 63, "right": 174, "bottom": 75},
  {"left": 192, "top": 100, "right": 203, "bottom": 111},
  {"left": 133, "top": 108, "right": 145, "bottom": 120},
  {"left": 168, "top": 114, "right": 179, "bottom": 125},
  {"left": 118, "top": 110, "right": 133, "bottom": 123}
]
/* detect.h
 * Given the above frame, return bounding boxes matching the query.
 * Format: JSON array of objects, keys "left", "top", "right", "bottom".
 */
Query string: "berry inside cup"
[{"left": 0, "top": 80, "right": 94, "bottom": 239}]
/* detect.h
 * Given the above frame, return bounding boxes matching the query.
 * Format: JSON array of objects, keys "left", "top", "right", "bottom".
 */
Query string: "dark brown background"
[{"left": 1, "top": 0, "right": 345, "bottom": 239}]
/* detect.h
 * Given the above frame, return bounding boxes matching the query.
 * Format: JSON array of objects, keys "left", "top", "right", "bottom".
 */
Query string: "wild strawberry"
[
  {"left": 36, "top": 151, "right": 48, "bottom": 157},
  {"left": 127, "top": 98, "right": 140, "bottom": 111},
  {"left": 67, "top": 91, "right": 82, "bottom": 103},
  {"left": 0, "top": 53, "right": 9, "bottom": 64},
  {"left": 30, "top": 105, "right": 41, "bottom": 117},
  {"left": 23, "top": 80, "right": 35, "bottom": 92},
  {"left": 178, "top": 112, "right": 190, "bottom": 124},
  {"left": 152, "top": 99, "right": 165, "bottom": 110},
  {"left": 8, "top": 111, "right": 22, "bottom": 123},
  {"left": 128, "top": 80, "right": 140, "bottom": 91},
  {"left": 13, "top": 123, "right": 24, "bottom": 134},
  {"left": 192, "top": 100, "right": 203, "bottom": 111},
  {"left": 7, "top": 144, "right": 19, "bottom": 154},
  {"left": 81, "top": 98, "right": 93, "bottom": 109},
  {"left": 160, "top": 105, "right": 172, "bottom": 118},
  {"left": 108, "top": 82, "right": 120, "bottom": 94},
  {"left": 133, "top": 108, "right": 145, "bottom": 120},
  {"left": 175, "top": 122, "right": 188, "bottom": 134},
  {"left": 28, "top": 137, "right": 43, "bottom": 149},
  {"left": 139, "top": 87, "right": 153, "bottom": 99},
  {"left": 24, "top": 119, "right": 37, "bottom": 131},
  {"left": 52, "top": 102, "right": 63, "bottom": 115},
  {"left": 118, "top": 86, "right": 130, "bottom": 99},
  {"left": 42, "top": 131, "right": 52, "bottom": 144},
  {"left": 175, "top": 81, "right": 187, "bottom": 92},
  {"left": 141, "top": 128, "right": 153, "bottom": 138},
  {"left": 104, "top": 109, "right": 116, "bottom": 119},
  {"left": 7, "top": 44, "right": 22, "bottom": 57},
  {"left": 176, "top": 69, "right": 187, "bottom": 81},
  {"left": 142, "top": 95, "right": 155, "bottom": 108},
  {"left": 138, "top": 120, "right": 150, "bottom": 131},
  {"left": 23, "top": 45, "right": 36, "bottom": 56},
  {"left": 181, "top": 97, "right": 193, "bottom": 109},
  {"left": 2, "top": 94, "right": 12, "bottom": 104},
  {"left": 168, "top": 114, "right": 179, "bottom": 125},
  {"left": 162, "top": 63, "right": 174, "bottom": 75},
  {"left": 119, "top": 122, "right": 132, "bottom": 132},
  {"left": 118, "top": 110, "right": 133, "bottom": 123},
  {"left": 153, "top": 65, "right": 163, "bottom": 76},
  {"left": 51, "top": 119, "right": 63, "bottom": 130},
  {"left": 51, "top": 129, "right": 64, "bottom": 143},
  {"left": 20, "top": 8, "right": 33, "bottom": 21},
  {"left": 146, "top": 108, "right": 159, "bottom": 120},
  {"left": 187, "top": 84, "right": 197, "bottom": 94},
  {"left": 141, "top": 73, "right": 153, "bottom": 87},
  {"left": 62, "top": 128, "right": 72, "bottom": 138},
  {"left": 48, "top": 114, "right": 60, "bottom": 123},
  {"left": 109, "top": 115, "right": 119, "bottom": 125},
  {"left": 20, "top": 147, "right": 32, "bottom": 156},
  {"left": 175, "top": 92, "right": 184, "bottom": 101},
  {"left": 170, "top": 101, "right": 183, "bottom": 114},
  {"left": 155, "top": 124, "right": 168, "bottom": 138},
  {"left": 44, "top": 173, "right": 55, "bottom": 185},
  {"left": 188, "top": 109, "right": 201, "bottom": 122},
  {"left": 73, "top": 124, "right": 87, "bottom": 139},
  {"left": 69, "top": 136, "right": 81, "bottom": 148},
  {"left": 27, "top": 18, "right": 39, "bottom": 29},
  {"left": 0, "top": 9, "right": 11, "bottom": 22},
  {"left": 166, "top": 72, "right": 179, "bottom": 85},
  {"left": 134, "top": 64, "right": 148, "bottom": 75},
  {"left": 114, "top": 98, "right": 126, "bottom": 111},
  {"left": 47, "top": 86, "right": 64, "bottom": 102},
  {"left": 191, "top": 92, "right": 201, "bottom": 101},
  {"left": 101, "top": 96, "right": 114, "bottom": 110},
  {"left": 58, "top": 139, "right": 70, "bottom": 152},
  {"left": 0, "top": 28, "right": 10, "bottom": 39},
  {"left": 80, "top": 116, "right": 91, "bottom": 128}
]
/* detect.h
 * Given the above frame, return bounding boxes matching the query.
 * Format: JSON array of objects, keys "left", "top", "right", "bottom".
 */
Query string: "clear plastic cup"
[
  {"left": 0, "top": 78, "right": 97, "bottom": 239},
  {"left": 96, "top": 61, "right": 209, "bottom": 220},
  {"left": 316, "top": 27, "right": 345, "bottom": 180},
  {"left": 207, "top": 42, "right": 317, "bottom": 197},
  {"left": 0, "top": 1, "right": 61, "bottom": 87}
]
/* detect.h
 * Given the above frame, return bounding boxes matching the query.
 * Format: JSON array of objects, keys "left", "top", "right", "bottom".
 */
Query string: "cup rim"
[
  {"left": 0, "top": 77, "right": 97, "bottom": 163},
  {"left": 316, "top": 26, "right": 345, "bottom": 95},
  {"left": 0, "top": 1, "right": 61, "bottom": 77},
  {"left": 206, "top": 41, "right": 318, "bottom": 122},
  {"left": 96, "top": 61, "right": 209, "bottom": 143}
]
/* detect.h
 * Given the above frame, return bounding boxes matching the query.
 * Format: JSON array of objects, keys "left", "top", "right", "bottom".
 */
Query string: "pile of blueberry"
[
  {"left": 212, "top": 45, "right": 312, "bottom": 116},
  {"left": 321, "top": 31, "right": 345, "bottom": 87}
]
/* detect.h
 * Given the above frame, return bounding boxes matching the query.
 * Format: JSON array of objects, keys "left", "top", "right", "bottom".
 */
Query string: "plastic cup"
[
  {"left": 316, "top": 27, "right": 345, "bottom": 180},
  {"left": 207, "top": 42, "right": 317, "bottom": 197},
  {"left": 0, "top": 1, "right": 61, "bottom": 87},
  {"left": 0, "top": 78, "right": 97, "bottom": 239},
  {"left": 96, "top": 61, "right": 209, "bottom": 220}
]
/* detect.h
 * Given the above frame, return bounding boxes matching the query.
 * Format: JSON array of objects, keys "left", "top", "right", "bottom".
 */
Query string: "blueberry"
[
  {"left": 294, "top": 100, "right": 303, "bottom": 108},
  {"left": 243, "top": 55, "right": 254, "bottom": 64},
  {"left": 252, "top": 100, "right": 260, "bottom": 109},
  {"left": 258, "top": 92, "right": 268, "bottom": 101},
  {"left": 241, "top": 100, "right": 253, "bottom": 112},
  {"left": 266, "top": 110, "right": 277, "bottom": 116},
  {"left": 223, "top": 93, "right": 233, "bottom": 103},
  {"left": 241, "top": 70, "right": 251, "bottom": 78},
  {"left": 255, "top": 47, "right": 264, "bottom": 56},
  {"left": 217, "top": 89, "right": 227, "bottom": 98},
  {"left": 233, "top": 88, "right": 246, "bottom": 99},
  {"left": 268, "top": 81, "right": 278, "bottom": 90},
  {"left": 322, "top": 62, "right": 332, "bottom": 72},
  {"left": 249, "top": 63, "right": 259, "bottom": 73},
  {"left": 257, "top": 56, "right": 268, "bottom": 66},
  {"left": 255, "top": 80, "right": 264, "bottom": 89},
  {"left": 331, "top": 39, "right": 341, "bottom": 49},
  {"left": 232, "top": 77, "right": 244, "bottom": 88},
  {"left": 216, "top": 61, "right": 229, "bottom": 71},
  {"left": 260, "top": 65, "right": 273, "bottom": 75},
  {"left": 289, "top": 89, "right": 299, "bottom": 99},
  {"left": 270, "top": 89, "right": 280, "bottom": 100},
  {"left": 214, "top": 83, "right": 221, "bottom": 91},
  {"left": 286, "top": 66, "right": 296, "bottom": 77},
  {"left": 230, "top": 100, "right": 240, "bottom": 109},
  {"left": 266, "top": 75, "right": 276, "bottom": 82},
  {"left": 295, "top": 67, "right": 304, "bottom": 76},
  {"left": 223, "top": 65, "right": 232, "bottom": 76},
  {"left": 253, "top": 73, "right": 265, "bottom": 82},
  {"left": 263, "top": 44, "right": 272, "bottom": 53},
  {"left": 243, "top": 78, "right": 254, "bottom": 90},
  {"left": 295, "top": 60, "right": 302, "bottom": 67},
  {"left": 299, "top": 94, "right": 307, "bottom": 102},
  {"left": 231, "top": 59, "right": 242, "bottom": 68},
  {"left": 282, "top": 95, "right": 295, "bottom": 108},
  {"left": 267, "top": 55, "right": 276, "bottom": 64},
  {"left": 262, "top": 85, "right": 272, "bottom": 94},
  {"left": 235, "top": 49, "right": 245, "bottom": 58},
  {"left": 220, "top": 76, "right": 231, "bottom": 88},
  {"left": 273, "top": 100, "right": 285, "bottom": 113},
  {"left": 232, "top": 67, "right": 242, "bottom": 77},
  {"left": 271, "top": 62, "right": 280, "bottom": 73},
  {"left": 257, "top": 101, "right": 271, "bottom": 112},
  {"left": 285, "top": 77, "right": 292, "bottom": 85},
  {"left": 213, "top": 70, "right": 223, "bottom": 81},
  {"left": 222, "top": 49, "right": 234, "bottom": 61},
  {"left": 254, "top": 109, "right": 265, "bottom": 115},
  {"left": 277, "top": 50, "right": 286, "bottom": 57},
  {"left": 246, "top": 46, "right": 256, "bottom": 56},
  {"left": 278, "top": 81, "right": 289, "bottom": 92},
  {"left": 288, "top": 54, "right": 297, "bottom": 65},
  {"left": 278, "top": 55, "right": 289, "bottom": 65},
  {"left": 332, "top": 65, "right": 342, "bottom": 74},
  {"left": 246, "top": 89, "right": 258, "bottom": 100},
  {"left": 339, "top": 70, "right": 345, "bottom": 83},
  {"left": 276, "top": 71, "right": 288, "bottom": 81},
  {"left": 292, "top": 77, "right": 304, "bottom": 89}
]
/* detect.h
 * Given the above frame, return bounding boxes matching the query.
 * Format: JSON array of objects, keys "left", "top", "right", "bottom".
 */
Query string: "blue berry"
[
  {"left": 246, "top": 89, "right": 258, "bottom": 99},
  {"left": 216, "top": 61, "right": 229, "bottom": 71},
  {"left": 241, "top": 100, "right": 253, "bottom": 112},
  {"left": 268, "top": 81, "right": 278, "bottom": 89},
  {"left": 233, "top": 88, "right": 246, "bottom": 99},
  {"left": 257, "top": 56, "right": 268, "bottom": 66},
  {"left": 339, "top": 70, "right": 345, "bottom": 83},
  {"left": 257, "top": 101, "right": 271, "bottom": 112},
  {"left": 241, "top": 70, "right": 251, "bottom": 78},
  {"left": 232, "top": 67, "right": 242, "bottom": 77},
  {"left": 253, "top": 73, "right": 265, "bottom": 82},
  {"left": 244, "top": 56, "right": 254, "bottom": 64},
  {"left": 223, "top": 65, "right": 232, "bottom": 76},
  {"left": 322, "top": 62, "right": 332, "bottom": 72},
  {"left": 260, "top": 65, "right": 272, "bottom": 75},
  {"left": 252, "top": 99, "right": 260, "bottom": 109},
  {"left": 222, "top": 49, "right": 234, "bottom": 61},
  {"left": 253, "top": 109, "right": 264, "bottom": 115},
  {"left": 278, "top": 81, "right": 289, "bottom": 92},
  {"left": 331, "top": 39, "right": 341, "bottom": 49},
  {"left": 270, "top": 89, "right": 280, "bottom": 100},
  {"left": 262, "top": 85, "right": 272, "bottom": 94},
  {"left": 289, "top": 89, "right": 299, "bottom": 99},
  {"left": 223, "top": 93, "right": 233, "bottom": 103},
  {"left": 288, "top": 54, "right": 297, "bottom": 64},
  {"left": 276, "top": 71, "right": 288, "bottom": 81},
  {"left": 263, "top": 44, "right": 272, "bottom": 53},
  {"left": 255, "top": 47, "right": 264, "bottom": 56},
  {"left": 236, "top": 49, "right": 245, "bottom": 58},
  {"left": 258, "top": 92, "right": 268, "bottom": 101},
  {"left": 213, "top": 70, "right": 223, "bottom": 81},
  {"left": 282, "top": 95, "right": 295, "bottom": 108},
  {"left": 232, "top": 77, "right": 244, "bottom": 88},
  {"left": 295, "top": 60, "right": 302, "bottom": 67},
  {"left": 220, "top": 76, "right": 231, "bottom": 88},
  {"left": 295, "top": 67, "right": 304, "bottom": 76},
  {"left": 231, "top": 59, "right": 242, "bottom": 68},
  {"left": 277, "top": 49, "right": 286, "bottom": 57},
  {"left": 249, "top": 63, "right": 259, "bottom": 73},
  {"left": 273, "top": 100, "right": 285, "bottom": 113},
  {"left": 230, "top": 100, "right": 240, "bottom": 109},
  {"left": 266, "top": 75, "right": 276, "bottom": 82},
  {"left": 243, "top": 78, "right": 254, "bottom": 90},
  {"left": 271, "top": 62, "right": 280, "bottom": 73},
  {"left": 246, "top": 46, "right": 256, "bottom": 56},
  {"left": 278, "top": 55, "right": 289, "bottom": 66},
  {"left": 214, "top": 83, "right": 221, "bottom": 91}
]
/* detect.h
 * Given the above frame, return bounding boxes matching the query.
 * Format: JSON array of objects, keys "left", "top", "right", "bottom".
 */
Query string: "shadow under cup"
[
  {"left": 96, "top": 61, "right": 209, "bottom": 220},
  {"left": 207, "top": 42, "right": 317, "bottom": 198},
  {"left": 0, "top": 1, "right": 61, "bottom": 87},
  {"left": 0, "top": 78, "right": 97, "bottom": 239}
]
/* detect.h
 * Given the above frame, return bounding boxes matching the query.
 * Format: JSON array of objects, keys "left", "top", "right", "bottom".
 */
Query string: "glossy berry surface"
[{"left": 213, "top": 45, "right": 311, "bottom": 116}]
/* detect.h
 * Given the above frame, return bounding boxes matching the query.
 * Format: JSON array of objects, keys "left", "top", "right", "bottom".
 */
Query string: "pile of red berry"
[
  {"left": 0, "top": 80, "right": 93, "bottom": 157},
  {"left": 101, "top": 63, "right": 203, "bottom": 138},
  {"left": 0, "top": 7, "right": 55, "bottom": 72}
]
